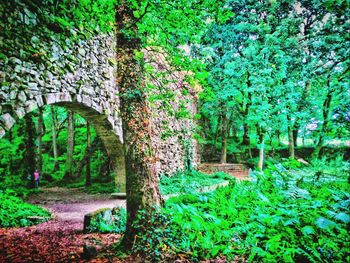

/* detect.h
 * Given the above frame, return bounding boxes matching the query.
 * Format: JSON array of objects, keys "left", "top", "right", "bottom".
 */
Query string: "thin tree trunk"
[
  {"left": 37, "top": 107, "right": 44, "bottom": 175},
  {"left": 212, "top": 115, "right": 221, "bottom": 157},
  {"left": 242, "top": 123, "right": 250, "bottom": 146},
  {"left": 8, "top": 129, "right": 14, "bottom": 174},
  {"left": 85, "top": 122, "right": 91, "bottom": 187},
  {"left": 75, "top": 138, "right": 97, "bottom": 178},
  {"left": 64, "top": 110, "right": 74, "bottom": 179},
  {"left": 292, "top": 126, "right": 299, "bottom": 148},
  {"left": 313, "top": 90, "right": 332, "bottom": 158},
  {"left": 50, "top": 106, "right": 59, "bottom": 171},
  {"left": 116, "top": 3, "right": 163, "bottom": 249},
  {"left": 257, "top": 131, "right": 265, "bottom": 172},
  {"left": 24, "top": 113, "right": 36, "bottom": 188},
  {"left": 220, "top": 112, "right": 227, "bottom": 164},
  {"left": 288, "top": 125, "right": 295, "bottom": 159}
]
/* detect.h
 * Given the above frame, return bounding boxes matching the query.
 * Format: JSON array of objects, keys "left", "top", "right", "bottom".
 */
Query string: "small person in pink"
[{"left": 34, "top": 170, "right": 40, "bottom": 188}]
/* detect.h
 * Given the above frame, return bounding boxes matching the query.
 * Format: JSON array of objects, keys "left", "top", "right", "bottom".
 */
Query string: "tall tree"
[
  {"left": 64, "top": 110, "right": 75, "bottom": 179},
  {"left": 24, "top": 113, "right": 36, "bottom": 187},
  {"left": 115, "top": 0, "right": 224, "bottom": 247},
  {"left": 85, "top": 121, "right": 91, "bottom": 187},
  {"left": 37, "top": 108, "right": 44, "bottom": 175},
  {"left": 50, "top": 106, "right": 59, "bottom": 171},
  {"left": 116, "top": 3, "right": 163, "bottom": 247}
]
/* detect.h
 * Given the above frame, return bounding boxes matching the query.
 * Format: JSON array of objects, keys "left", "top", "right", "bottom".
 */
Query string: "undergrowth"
[
  {"left": 131, "top": 160, "right": 350, "bottom": 262},
  {"left": 0, "top": 190, "right": 51, "bottom": 227},
  {"left": 160, "top": 169, "right": 230, "bottom": 195}
]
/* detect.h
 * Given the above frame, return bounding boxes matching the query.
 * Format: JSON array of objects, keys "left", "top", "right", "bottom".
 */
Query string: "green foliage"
[
  {"left": 85, "top": 182, "right": 119, "bottom": 194},
  {"left": 159, "top": 169, "right": 228, "bottom": 195},
  {"left": 87, "top": 208, "right": 126, "bottom": 234},
  {"left": 0, "top": 191, "right": 51, "bottom": 227},
  {"left": 160, "top": 162, "right": 350, "bottom": 261},
  {"left": 196, "top": 0, "right": 349, "bottom": 162}
]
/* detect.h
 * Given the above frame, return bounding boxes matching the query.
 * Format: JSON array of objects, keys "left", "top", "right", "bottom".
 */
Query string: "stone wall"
[
  {"left": 1, "top": 22, "right": 198, "bottom": 185},
  {"left": 146, "top": 51, "right": 199, "bottom": 176},
  {"left": 0, "top": 32, "right": 122, "bottom": 141}
]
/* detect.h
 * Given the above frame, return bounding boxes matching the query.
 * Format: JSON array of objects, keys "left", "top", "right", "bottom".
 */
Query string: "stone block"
[
  {"left": 14, "top": 107, "right": 26, "bottom": 119},
  {"left": 35, "top": 95, "right": 44, "bottom": 107},
  {"left": 0, "top": 113, "right": 15, "bottom": 130},
  {"left": 25, "top": 100, "right": 37, "bottom": 113}
]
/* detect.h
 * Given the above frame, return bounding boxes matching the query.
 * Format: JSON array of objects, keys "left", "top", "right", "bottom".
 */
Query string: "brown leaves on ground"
[
  {"left": 0, "top": 220, "right": 122, "bottom": 262},
  {"left": 0, "top": 187, "right": 127, "bottom": 262}
]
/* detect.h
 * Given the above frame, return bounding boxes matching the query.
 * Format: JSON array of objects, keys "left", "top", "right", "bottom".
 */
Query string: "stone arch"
[{"left": 0, "top": 92, "right": 126, "bottom": 191}]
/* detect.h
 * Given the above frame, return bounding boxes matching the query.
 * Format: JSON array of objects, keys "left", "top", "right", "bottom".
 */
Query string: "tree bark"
[
  {"left": 116, "top": 3, "right": 163, "bottom": 249},
  {"left": 220, "top": 112, "right": 227, "bottom": 164},
  {"left": 50, "top": 106, "right": 59, "bottom": 171},
  {"left": 64, "top": 110, "right": 74, "bottom": 179},
  {"left": 85, "top": 121, "right": 91, "bottom": 187},
  {"left": 37, "top": 107, "right": 44, "bottom": 175}
]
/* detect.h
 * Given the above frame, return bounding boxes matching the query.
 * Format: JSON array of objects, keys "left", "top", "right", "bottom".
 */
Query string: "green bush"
[{"left": 0, "top": 190, "right": 51, "bottom": 227}]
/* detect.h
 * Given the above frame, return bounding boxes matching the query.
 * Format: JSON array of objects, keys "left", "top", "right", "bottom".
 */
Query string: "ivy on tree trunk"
[{"left": 116, "top": 2, "right": 163, "bottom": 249}]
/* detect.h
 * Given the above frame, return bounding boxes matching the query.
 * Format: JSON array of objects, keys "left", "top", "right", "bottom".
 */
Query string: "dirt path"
[{"left": 0, "top": 187, "right": 126, "bottom": 262}]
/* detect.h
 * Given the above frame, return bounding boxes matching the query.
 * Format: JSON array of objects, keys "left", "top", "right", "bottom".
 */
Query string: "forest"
[{"left": 0, "top": 0, "right": 349, "bottom": 262}]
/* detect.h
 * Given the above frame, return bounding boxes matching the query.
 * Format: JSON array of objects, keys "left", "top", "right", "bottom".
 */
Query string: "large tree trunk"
[
  {"left": 37, "top": 107, "right": 44, "bottom": 175},
  {"left": 85, "top": 122, "right": 91, "bottom": 187},
  {"left": 220, "top": 112, "right": 227, "bottom": 164},
  {"left": 24, "top": 113, "right": 36, "bottom": 188},
  {"left": 116, "top": 3, "right": 163, "bottom": 249},
  {"left": 257, "top": 131, "right": 265, "bottom": 172},
  {"left": 50, "top": 106, "right": 59, "bottom": 171},
  {"left": 64, "top": 110, "right": 75, "bottom": 179}
]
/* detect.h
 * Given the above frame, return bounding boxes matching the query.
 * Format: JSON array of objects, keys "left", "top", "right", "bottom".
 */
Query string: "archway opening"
[{"left": 0, "top": 102, "right": 125, "bottom": 194}]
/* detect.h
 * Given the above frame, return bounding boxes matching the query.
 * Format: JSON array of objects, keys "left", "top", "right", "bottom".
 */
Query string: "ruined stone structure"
[{"left": 0, "top": 32, "right": 198, "bottom": 190}]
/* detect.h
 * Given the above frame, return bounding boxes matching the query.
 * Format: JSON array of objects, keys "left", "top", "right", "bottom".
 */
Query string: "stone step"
[
  {"left": 198, "top": 163, "right": 248, "bottom": 173},
  {"left": 198, "top": 163, "right": 250, "bottom": 180}
]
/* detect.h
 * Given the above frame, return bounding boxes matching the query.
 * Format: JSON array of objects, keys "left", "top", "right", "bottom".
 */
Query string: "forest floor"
[{"left": 0, "top": 187, "right": 129, "bottom": 262}]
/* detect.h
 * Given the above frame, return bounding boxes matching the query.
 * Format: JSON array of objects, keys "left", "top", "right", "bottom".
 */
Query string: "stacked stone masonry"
[{"left": 0, "top": 31, "right": 198, "bottom": 186}]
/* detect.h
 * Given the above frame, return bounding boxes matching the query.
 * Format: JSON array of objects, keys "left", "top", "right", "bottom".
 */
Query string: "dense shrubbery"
[
  {"left": 131, "top": 161, "right": 350, "bottom": 262},
  {"left": 0, "top": 191, "right": 51, "bottom": 228}
]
